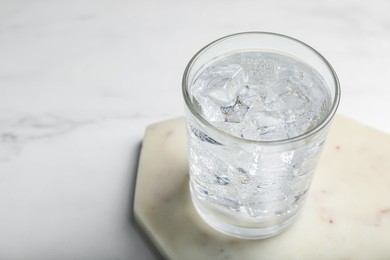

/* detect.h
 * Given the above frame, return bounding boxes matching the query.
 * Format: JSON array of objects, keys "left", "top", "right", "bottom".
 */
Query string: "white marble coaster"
[{"left": 134, "top": 115, "right": 390, "bottom": 260}]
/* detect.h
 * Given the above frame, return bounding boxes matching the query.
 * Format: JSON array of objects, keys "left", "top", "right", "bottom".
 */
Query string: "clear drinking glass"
[{"left": 182, "top": 32, "right": 340, "bottom": 239}]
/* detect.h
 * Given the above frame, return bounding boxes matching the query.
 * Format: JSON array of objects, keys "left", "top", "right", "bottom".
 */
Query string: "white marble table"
[{"left": 0, "top": 0, "right": 389, "bottom": 259}]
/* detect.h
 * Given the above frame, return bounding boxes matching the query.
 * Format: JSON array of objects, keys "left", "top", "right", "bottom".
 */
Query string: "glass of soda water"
[{"left": 182, "top": 32, "right": 340, "bottom": 239}]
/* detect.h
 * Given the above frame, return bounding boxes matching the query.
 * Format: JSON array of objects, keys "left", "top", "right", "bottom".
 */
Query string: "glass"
[{"left": 182, "top": 32, "right": 340, "bottom": 239}]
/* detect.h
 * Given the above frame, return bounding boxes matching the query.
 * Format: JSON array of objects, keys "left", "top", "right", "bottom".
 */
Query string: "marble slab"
[{"left": 134, "top": 115, "right": 390, "bottom": 260}]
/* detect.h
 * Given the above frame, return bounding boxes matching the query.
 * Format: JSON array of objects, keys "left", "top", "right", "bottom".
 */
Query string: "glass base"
[{"left": 191, "top": 193, "right": 303, "bottom": 240}]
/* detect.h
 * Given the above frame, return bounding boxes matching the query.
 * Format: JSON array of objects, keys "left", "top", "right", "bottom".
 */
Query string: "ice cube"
[
  {"left": 272, "top": 65, "right": 305, "bottom": 96},
  {"left": 205, "top": 65, "right": 246, "bottom": 105},
  {"left": 288, "top": 67, "right": 304, "bottom": 84},
  {"left": 193, "top": 95, "right": 225, "bottom": 122},
  {"left": 237, "top": 85, "right": 260, "bottom": 106},
  {"left": 252, "top": 110, "right": 284, "bottom": 130},
  {"left": 206, "top": 77, "right": 238, "bottom": 105},
  {"left": 194, "top": 64, "right": 247, "bottom": 104},
  {"left": 190, "top": 124, "right": 222, "bottom": 145},
  {"left": 302, "top": 69, "right": 314, "bottom": 88},
  {"left": 212, "top": 121, "right": 244, "bottom": 138},
  {"left": 191, "top": 64, "right": 248, "bottom": 122},
  {"left": 242, "top": 109, "right": 287, "bottom": 140},
  {"left": 220, "top": 96, "right": 250, "bottom": 123},
  {"left": 282, "top": 90, "right": 310, "bottom": 108},
  {"left": 215, "top": 175, "right": 230, "bottom": 185}
]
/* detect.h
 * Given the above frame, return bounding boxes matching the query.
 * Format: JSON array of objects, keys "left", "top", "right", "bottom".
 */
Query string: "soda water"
[{"left": 187, "top": 51, "right": 331, "bottom": 226}]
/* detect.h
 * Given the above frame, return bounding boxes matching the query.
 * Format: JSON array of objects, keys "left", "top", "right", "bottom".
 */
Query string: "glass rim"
[{"left": 182, "top": 31, "right": 341, "bottom": 145}]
